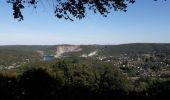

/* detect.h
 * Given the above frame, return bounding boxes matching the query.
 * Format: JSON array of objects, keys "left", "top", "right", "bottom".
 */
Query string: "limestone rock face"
[{"left": 55, "top": 45, "right": 82, "bottom": 57}]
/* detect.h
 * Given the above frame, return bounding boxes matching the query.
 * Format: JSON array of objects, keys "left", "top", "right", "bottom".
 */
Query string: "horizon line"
[{"left": 0, "top": 42, "right": 170, "bottom": 46}]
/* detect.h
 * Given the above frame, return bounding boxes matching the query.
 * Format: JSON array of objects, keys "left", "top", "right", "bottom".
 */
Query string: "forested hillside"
[
  {"left": 1, "top": 43, "right": 170, "bottom": 56},
  {"left": 0, "top": 43, "right": 170, "bottom": 100},
  {"left": 0, "top": 59, "right": 170, "bottom": 100}
]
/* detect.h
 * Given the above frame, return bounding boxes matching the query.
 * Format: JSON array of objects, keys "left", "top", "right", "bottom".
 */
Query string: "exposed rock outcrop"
[
  {"left": 80, "top": 50, "right": 98, "bottom": 57},
  {"left": 55, "top": 45, "right": 82, "bottom": 57}
]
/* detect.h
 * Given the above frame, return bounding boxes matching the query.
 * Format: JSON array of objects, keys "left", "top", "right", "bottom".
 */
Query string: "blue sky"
[{"left": 0, "top": 0, "right": 170, "bottom": 45}]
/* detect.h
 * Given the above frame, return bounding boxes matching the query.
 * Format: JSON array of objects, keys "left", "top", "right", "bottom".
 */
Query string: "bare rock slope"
[{"left": 55, "top": 45, "right": 82, "bottom": 57}]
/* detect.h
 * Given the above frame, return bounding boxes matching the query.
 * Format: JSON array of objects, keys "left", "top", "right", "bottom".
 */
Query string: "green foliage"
[
  {"left": 1, "top": 43, "right": 170, "bottom": 99},
  {"left": 1, "top": 61, "right": 170, "bottom": 100},
  {"left": 6, "top": 0, "right": 136, "bottom": 21}
]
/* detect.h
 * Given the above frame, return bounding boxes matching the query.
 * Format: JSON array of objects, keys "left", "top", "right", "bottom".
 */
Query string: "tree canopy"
[
  {"left": 5, "top": 0, "right": 167, "bottom": 21},
  {"left": 6, "top": 0, "right": 136, "bottom": 21}
]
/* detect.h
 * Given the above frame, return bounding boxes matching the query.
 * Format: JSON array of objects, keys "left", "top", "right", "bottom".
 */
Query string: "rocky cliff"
[{"left": 54, "top": 45, "right": 82, "bottom": 57}]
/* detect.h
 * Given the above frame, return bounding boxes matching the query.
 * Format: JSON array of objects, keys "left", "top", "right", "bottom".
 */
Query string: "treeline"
[
  {"left": 0, "top": 60, "right": 170, "bottom": 100},
  {"left": 0, "top": 49, "right": 40, "bottom": 66}
]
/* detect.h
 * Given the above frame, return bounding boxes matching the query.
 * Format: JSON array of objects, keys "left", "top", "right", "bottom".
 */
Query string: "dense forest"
[
  {"left": 0, "top": 43, "right": 170, "bottom": 100},
  {"left": 0, "top": 59, "right": 170, "bottom": 100}
]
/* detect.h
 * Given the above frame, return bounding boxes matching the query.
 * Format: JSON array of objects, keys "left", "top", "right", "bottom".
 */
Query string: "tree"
[
  {"left": 6, "top": 0, "right": 167, "bottom": 21},
  {"left": 6, "top": 0, "right": 137, "bottom": 21}
]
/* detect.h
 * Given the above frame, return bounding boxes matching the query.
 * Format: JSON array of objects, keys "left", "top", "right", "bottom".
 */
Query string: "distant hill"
[
  {"left": 0, "top": 45, "right": 52, "bottom": 52},
  {"left": 62, "top": 43, "right": 170, "bottom": 56},
  {"left": 97, "top": 43, "right": 170, "bottom": 56},
  {"left": 0, "top": 43, "right": 170, "bottom": 59}
]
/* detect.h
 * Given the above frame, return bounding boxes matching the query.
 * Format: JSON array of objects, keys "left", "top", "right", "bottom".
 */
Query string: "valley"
[
  {"left": 1, "top": 43, "right": 170, "bottom": 100},
  {"left": 0, "top": 43, "right": 170, "bottom": 79}
]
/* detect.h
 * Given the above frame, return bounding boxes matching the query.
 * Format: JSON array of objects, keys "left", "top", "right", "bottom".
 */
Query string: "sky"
[{"left": 0, "top": 0, "right": 170, "bottom": 45}]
